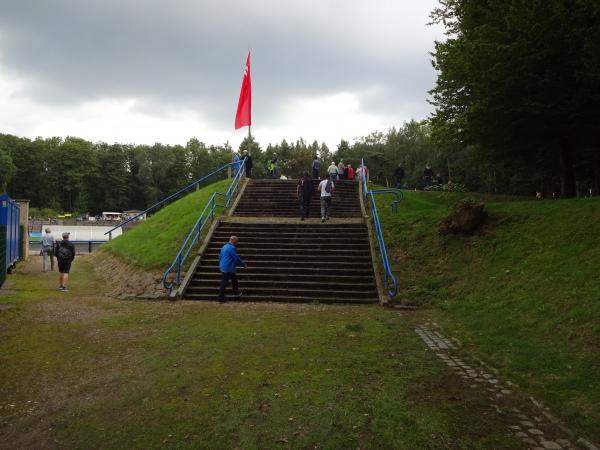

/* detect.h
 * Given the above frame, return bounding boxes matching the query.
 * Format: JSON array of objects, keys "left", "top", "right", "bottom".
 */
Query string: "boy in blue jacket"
[{"left": 218, "top": 235, "right": 247, "bottom": 302}]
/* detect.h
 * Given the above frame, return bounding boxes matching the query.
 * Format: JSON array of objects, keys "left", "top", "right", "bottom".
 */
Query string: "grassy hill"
[
  {"left": 101, "top": 179, "right": 232, "bottom": 271},
  {"left": 376, "top": 189, "right": 600, "bottom": 440}
]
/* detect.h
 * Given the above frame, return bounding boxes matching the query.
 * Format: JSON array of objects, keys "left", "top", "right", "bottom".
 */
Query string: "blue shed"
[{"left": 0, "top": 193, "right": 21, "bottom": 283}]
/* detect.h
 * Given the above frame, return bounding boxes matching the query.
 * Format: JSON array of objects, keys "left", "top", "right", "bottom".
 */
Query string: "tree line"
[
  {"left": 1, "top": 122, "right": 451, "bottom": 214},
  {"left": 428, "top": 0, "right": 600, "bottom": 198}
]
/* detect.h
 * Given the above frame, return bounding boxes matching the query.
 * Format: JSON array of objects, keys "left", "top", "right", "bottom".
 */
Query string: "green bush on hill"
[
  {"left": 377, "top": 190, "right": 600, "bottom": 441},
  {"left": 101, "top": 179, "right": 232, "bottom": 271}
]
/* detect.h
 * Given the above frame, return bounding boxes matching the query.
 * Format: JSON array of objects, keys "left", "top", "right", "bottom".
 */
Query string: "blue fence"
[
  {"left": 360, "top": 160, "right": 403, "bottom": 299},
  {"left": 1, "top": 194, "right": 21, "bottom": 285},
  {"left": 162, "top": 158, "right": 247, "bottom": 292}
]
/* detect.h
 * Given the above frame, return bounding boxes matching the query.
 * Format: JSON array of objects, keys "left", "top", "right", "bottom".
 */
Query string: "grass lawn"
[
  {"left": 0, "top": 258, "right": 519, "bottom": 449},
  {"left": 101, "top": 178, "right": 233, "bottom": 271},
  {"left": 375, "top": 189, "right": 600, "bottom": 441}
]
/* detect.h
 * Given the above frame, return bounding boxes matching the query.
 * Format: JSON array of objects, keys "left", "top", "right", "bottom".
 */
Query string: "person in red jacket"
[{"left": 347, "top": 164, "right": 354, "bottom": 180}]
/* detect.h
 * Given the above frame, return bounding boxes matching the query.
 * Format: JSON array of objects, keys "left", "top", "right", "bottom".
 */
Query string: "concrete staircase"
[
  {"left": 181, "top": 179, "right": 381, "bottom": 303},
  {"left": 234, "top": 179, "right": 362, "bottom": 218}
]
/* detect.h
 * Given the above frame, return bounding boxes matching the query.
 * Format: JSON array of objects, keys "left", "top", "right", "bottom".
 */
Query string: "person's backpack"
[
  {"left": 56, "top": 243, "right": 72, "bottom": 261},
  {"left": 325, "top": 179, "right": 332, "bottom": 194}
]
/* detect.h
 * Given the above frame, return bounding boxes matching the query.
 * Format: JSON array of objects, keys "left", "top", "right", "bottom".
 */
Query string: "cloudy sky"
[{"left": 0, "top": 0, "right": 444, "bottom": 149}]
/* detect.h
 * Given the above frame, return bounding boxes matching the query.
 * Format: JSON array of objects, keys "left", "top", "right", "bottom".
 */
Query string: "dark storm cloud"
[{"left": 0, "top": 0, "right": 441, "bottom": 128}]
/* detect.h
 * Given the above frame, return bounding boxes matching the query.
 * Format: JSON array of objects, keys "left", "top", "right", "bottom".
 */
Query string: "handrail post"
[{"left": 176, "top": 254, "right": 182, "bottom": 287}]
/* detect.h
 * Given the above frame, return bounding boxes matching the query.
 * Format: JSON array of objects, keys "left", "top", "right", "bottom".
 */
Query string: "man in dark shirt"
[
  {"left": 243, "top": 150, "right": 253, "bottom": 178},
  {"left": 394, "top": 163, "right": 405, "bottom": 189},
  {"left": 55, "top": 232, "right": 75, "bottom": 291},
  {"left": 423, "top": 164, "right": 434, "bottom": 187},
  {"left": 297, "top": 172, "right": 314, "bottom": 220}
]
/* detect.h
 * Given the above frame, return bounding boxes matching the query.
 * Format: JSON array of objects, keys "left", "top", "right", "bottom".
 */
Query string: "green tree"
[
  {"left": 0, "top": 148, "right": 15, "bottom": 192},
  {"left": 429, "top": 0, "right": 600, "bottom": 197}
]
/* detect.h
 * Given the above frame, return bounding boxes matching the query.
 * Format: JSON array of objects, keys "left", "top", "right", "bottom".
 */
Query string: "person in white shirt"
[
  {"left": 337, "top": 160, "right": 346, "bottom": 180},
  {"left": 41, "top": 228, "right": 55, "bottom": 272},
  {"left": 318, "top": 175, "right": 335, "bottom": 222},
  {"left": 327, "top": 162, "right": 339, "bottom": 181}
]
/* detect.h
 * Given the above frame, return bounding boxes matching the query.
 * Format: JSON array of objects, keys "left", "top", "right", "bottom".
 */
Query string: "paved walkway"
[{"left": 415, "top": 323, "right": 598, "bottom": 450}]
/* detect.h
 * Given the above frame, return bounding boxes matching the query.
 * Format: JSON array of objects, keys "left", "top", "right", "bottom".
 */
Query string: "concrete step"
[
  {"left": 183, "top": 293, "right": 378, "bottom": 304},
  {"left": 213, "top": 232, "right": 367, "bottom": 238},
  {"left": 210, "top": 236, "right": 366, "bottom": 245},
  {"left": 203, "top": 248, "right": 370, "bottom": 257},
  {"left": 233, "top": 212, "right": 362, "bottom": 217},
  {"left": 216, "top": 230, "right": 366, "bottom": 236},
  {"left": 235, "top": 201, "right": 360, "bottom": 207},
  {"left": 195, "top": 266, "right": 374, "bottom": 276},
  {"left": 218, "top": 223, "right": 366, "bottom": 230},
  {"left": 192, "top": 272, "right": 374, "bottom": 283},
  {"left": 199, "top": 259, "right": 374, "bottom": 269},
  {"left": 185, "top": 285, "right": 377, "bottom": 299},
  {"left": 205, "top": 243, "right": 370, "bottom": 251}
]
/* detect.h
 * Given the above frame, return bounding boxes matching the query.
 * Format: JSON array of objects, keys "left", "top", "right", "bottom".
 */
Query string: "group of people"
[
  {"left": 392, "top": 163, "right": 443, "bottom": 189},
  {"left": 40, "top": 228, "right": 76, "bottom": 291},
  {"left": 296, "top": 171, "right": 336, "bottom": 222},
  {"left": 234, "top": 151, "right": 373, "bottom": 183},
  {"left": 325, "top": 159, "right": 356, "bottom": 181},
  {"left": 232, "top": 150, "right": 253, "bottom": 178}
]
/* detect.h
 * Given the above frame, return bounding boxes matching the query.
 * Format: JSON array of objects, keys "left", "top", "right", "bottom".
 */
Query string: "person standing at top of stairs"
[
  {"left": 218, "top": 236, "right": 247, "bottom": 303},
  {"left": 318, "top": 176, "right": 335, "bottom": 222},
  {"left": 327, "top": 162, "right": 339, "bottom": 181},
  {"left": 347, "top": 164, "right": 354, "bottom": 180},
  {"left": 297, "top": 172, "right": 314, "bottom": 221},
  {"left": 311, "top": 156, "right": 320, "bottom": 179},
  {"left": 337, "top": 160, "right": 346, "bottom": 180},
  {"left": 243, "top": 150, "right": 252, "bottom": 177},
  {"left": 267, "top": 154, "right": 278, "bottom": 178}
]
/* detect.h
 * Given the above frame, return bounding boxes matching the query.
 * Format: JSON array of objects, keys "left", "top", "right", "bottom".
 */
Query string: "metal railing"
[
  {"left": 162, "top": 158, "right": 246, "bottom": 292},
  {"left": 104, "top": 160, "right": 244, "bottom": 239},
  {"left": 360, "top": 159, "right": 403, "bottom": 299},
  {"left": 30, "top": 240, "right": 105, "bottom": 254}
]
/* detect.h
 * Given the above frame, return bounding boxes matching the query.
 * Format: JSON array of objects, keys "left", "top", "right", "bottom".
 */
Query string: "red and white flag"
[{"left": 235, "top": 51, "right": 252, "bottom": 129}]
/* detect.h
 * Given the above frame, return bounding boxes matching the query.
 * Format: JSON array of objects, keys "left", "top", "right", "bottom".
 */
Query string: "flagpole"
[{"left": 248, "top": 46, "right": 252, "bottom": 149}]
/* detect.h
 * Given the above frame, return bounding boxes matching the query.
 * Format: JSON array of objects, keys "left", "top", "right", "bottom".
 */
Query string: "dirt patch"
[
  {"left": 92, "top": 252, "right": 167, "bottom": 299},
  {"left": 30, "top": 301, "right": 110, "bottom": 325},
  {"left": 441, "top": 198, "right": 486, "bottom": 235}
]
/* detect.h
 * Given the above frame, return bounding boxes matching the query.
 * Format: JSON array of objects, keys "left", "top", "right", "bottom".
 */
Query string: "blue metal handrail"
[
  {"left": 162, "top": 157, "right": 246, "bottom": 292},
  {"left": 370, "top": 188, "right": 404, "bottom": 213},
  {"left": 360, "top": 159, "right": 403, "bottom": 298},
  {"left": 104, "top": 160, "right": 243, "bottom": 239}
]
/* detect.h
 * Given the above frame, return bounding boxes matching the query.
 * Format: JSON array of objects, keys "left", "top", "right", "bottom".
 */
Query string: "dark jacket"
[
  {"left": 55, "top": 240, "right": 76, "bottom": 262},
  {"left": 244, "top": 155, "right": 253, "bottom": 169},
  {"left": 394, "top": 166, "right": 405, "bottom": 179},
  {"left": 297, "top": 176, "right": 314, "bottom": 199}
]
